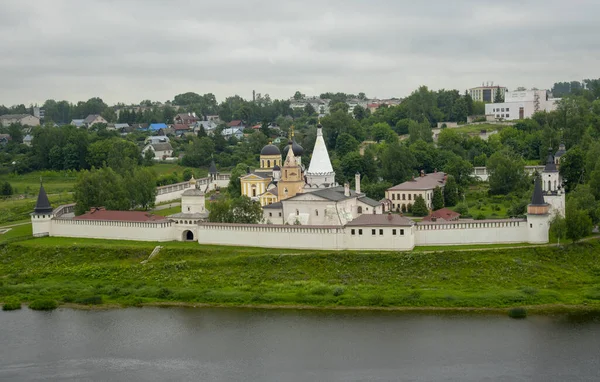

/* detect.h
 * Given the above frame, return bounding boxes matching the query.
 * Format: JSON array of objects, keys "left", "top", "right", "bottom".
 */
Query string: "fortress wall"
[
  {"left": 415, "top": 220, "right": 529, "bottom": 246},
  {"left": 197, "top": 224, "right": 344, "bottom": 250},
  {"left": 51, "top": 219, "right": 175, "bottom": 242},
  {"left": 155, "top": 174, "right": 231, "bottom": 204}
]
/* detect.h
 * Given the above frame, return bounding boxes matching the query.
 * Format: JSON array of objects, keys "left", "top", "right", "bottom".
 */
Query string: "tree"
[
  {"left": 330, "top": 102, "right": 349, "bottom": 114},
  {"left": 335, "top": 133, "right": 360, "bottom": 157},
  {"left": 293, "top": 91, "right": 304, "bottom": 100},
  {"left": 126, "top": 167, "right": 157, "bottom": 210},
  {"left": 304, "top": 103, "right": 316, "bottom": 116},
  {"left": 444, "top": 156, "right": 473, "bottom": 187},
  {"left": 565, "top": 206, "right": 592, "bottom": 243},
  {"left": 549, "top": 214, "right": 567, "bottom": 245},
  {"left": 143, "top": 148, "right": 155, "bottom": 166},
  {"left": 411, "top": 195, "right": 428, "bottom": 216},
  {"left": 408, "top": 120, "right": 432, "bottom": 143},
  {"left": 227, "top": 163, "right": 249, "bottom": 196},
  {"left": 1, "top": 181, "right": 13, "bottom": 196},
  {"left": 487, "top": 150, "right": 527, "bottom": 195},
  {"left": 173, "top": 92, "right": 203, "bottom": 105},
  {"left": 182, "top": 168, "right": 193, "bottom": 181},
  {"left": 559, "top": 146, "right": 585, "bottom": 192},
  {"left": 208, "top": 198, "right": 233, "bottom": 223},
  {"left": 432, "top": 186, "right": 444, "bottom": 210},
  {"left": 494, "top": 88, "right": 504, "bottom": 103},
  {"left": 231, "top": 196, "right": 263, "bottom": 223},
  {"left": 371, "top": 122, "right": 397, "bottom": 143},
  {"left": 443, "top": 175, "right": 459, "bottom": 206},
  {"left": 73, "top": 167, "right": 129, "bottom": 215},
  {"left": 353, "top": 105, "right": 368, "bottom": 120},
  {"left": 380, "top": 142, "right": 417, "bottom": 185}
]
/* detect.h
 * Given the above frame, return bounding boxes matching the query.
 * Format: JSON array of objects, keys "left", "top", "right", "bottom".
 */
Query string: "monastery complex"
[{"left": 30, "top": 124, "right": 566, "bottom": 251}]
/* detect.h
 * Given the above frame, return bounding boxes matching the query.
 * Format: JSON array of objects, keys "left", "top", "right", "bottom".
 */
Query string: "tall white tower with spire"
[{"left": 306, "top": 122, "right": 336, "bottom": 188}]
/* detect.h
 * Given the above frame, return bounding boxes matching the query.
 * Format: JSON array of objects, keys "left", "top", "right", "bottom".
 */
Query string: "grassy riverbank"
[{"left": 2, "top": 238, "right": 600, "bottom": 311}]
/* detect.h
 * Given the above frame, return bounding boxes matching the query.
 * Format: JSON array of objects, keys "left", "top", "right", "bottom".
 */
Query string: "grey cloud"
[{"left": 1, "top": 0, "right": 599, "bottom": 105}]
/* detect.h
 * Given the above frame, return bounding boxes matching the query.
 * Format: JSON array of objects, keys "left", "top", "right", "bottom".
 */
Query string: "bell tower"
[{"left": 278, "top": 139, "right": 305, "bottom": 201}]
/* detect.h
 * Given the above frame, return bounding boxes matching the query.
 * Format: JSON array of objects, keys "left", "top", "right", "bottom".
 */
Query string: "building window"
[
  {"left": 351, "top": 229, "right": 356, "bottom": 235},
  {"left": 379, "top": 229, "right": 383, "bottom": 235},
  {"left": 359, "top": 229, "right": 363, "bottom": 235},
  {"left": 506, "top": 108, "right": 510, "bottom": 112},
  {"left": 408, "top": 194, "right": 412, "bottom": 201},
  {"left": 402, "top": 194, "right": 406, "bottom": 200},
  {"left": 315, "top": 209, "right": 319, "bottom": 216},
  {"left": 372, "top": 229, "right": 376, "bottom": 235},
  {"left": 392, "top": 194, "right": 395, "bottom": 200},
  {"left": 393, "top": 229, "right": 397, "bottom": 235},
  {"left": 530, "top": 224, "right": 533, "bottom": 228},
  {"left": 187, "top": 207, "right": 190, "bottom": 211},
  {"left": 269, "top": 212, "right": 272, "bottom": 217},
  {"left": 267, "top": 160, "right": 271, "bottom": 168},
  {"left": 296, "top": 209, "right": 299, "bottom": 216},
  {"left": 357, "top": 206, "right": 363, "bottom": 214},
  {"left": 400, "top": 229, "right": 404, "bottom": 236},
  {"left": 501, "top": 108, "right": 505, "bottom": 112}
]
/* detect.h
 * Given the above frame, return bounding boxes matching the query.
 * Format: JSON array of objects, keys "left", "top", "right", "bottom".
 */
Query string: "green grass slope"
[{"left": 1, "top": 240, "right": 600, "bottom": 310}]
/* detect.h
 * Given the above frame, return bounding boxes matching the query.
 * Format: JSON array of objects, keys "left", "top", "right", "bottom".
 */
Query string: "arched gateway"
[{"left": 183, "top": 230, "right": 194, "bottom": 241}]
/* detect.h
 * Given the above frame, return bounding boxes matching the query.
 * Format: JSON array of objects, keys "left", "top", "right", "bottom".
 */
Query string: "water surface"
[{"left": 1, "top": 307, "right": 599, "bottom": 381}]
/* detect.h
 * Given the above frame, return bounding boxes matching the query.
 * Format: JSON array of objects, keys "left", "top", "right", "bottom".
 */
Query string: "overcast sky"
[{"left": 1, "top": 0, "right": 599, "bottom": 106}]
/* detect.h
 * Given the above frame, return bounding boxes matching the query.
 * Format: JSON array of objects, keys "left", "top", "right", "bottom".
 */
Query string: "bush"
[
  {"left": 2, "top": 297, "right": 21, "bottom": 311},
  {"left": 157, "top": 287, "right": 172, "bottom": 299},
  {"left": 333, "top": 287, "right": 345, "bottom": 297},
  {"left": 29, "top": 299, "right": 58, "bottom": 311},
  {"left": 455, "top": 203, "right": 469, "bottom": 215},
  {"left": 474, "top": 212, "right": 486, "bottom": 220},
  {"left": 508, "top": 307, "right": 527, "bottom": 319},
  {"left": 76, "top": 295, "right": 103, "bottom": 305}
]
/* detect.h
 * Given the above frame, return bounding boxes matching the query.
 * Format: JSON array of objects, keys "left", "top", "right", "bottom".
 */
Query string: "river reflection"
[{"left": 1, "top": 307, "right": 599, "bottom": 381}]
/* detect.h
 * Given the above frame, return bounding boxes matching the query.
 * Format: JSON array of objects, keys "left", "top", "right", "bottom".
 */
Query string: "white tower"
[
  {"left": 181, "top": 177, "right": 206, "bottom": 214},
  {"left": 527, "top": 176, "right": 550, "bottom": 244},
  {"left": 541, "top": 148, "right": 560, "bottom": 192},
  {"left": 31, "top": 183, "right": 53, "bottom": 237},
  {"left": 306, "top": 122, "right": 336, "bottom": 188}
]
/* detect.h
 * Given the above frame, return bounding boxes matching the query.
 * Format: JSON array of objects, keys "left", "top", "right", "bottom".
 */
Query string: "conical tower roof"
[
  {"left": 543, "top": 148, "right": 557, "bottom": 173},
  {"left": 530, "top": 176, "right": 547, "bottom": 206},
  {"left": 34, "top": 183, "right": 53, "bottom": 214},
  {"left": 209, "top": 159, "right": 218, "bottom": 174},
  {"left": 307, "top": 123, "right": 334, "bottom": 175}
]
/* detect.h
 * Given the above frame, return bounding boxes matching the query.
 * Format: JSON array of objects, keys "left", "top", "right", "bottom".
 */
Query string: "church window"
[
  {"left": 371, "top": 229, "right": 376, "bottom": 235},
  {"left": 315, "top": 209, "right": 319, "bottom": 216},
  {"left": 393, "top": 229, "right": 397, "bottom": 235},
  {"left": 351, "top": 229, "right": 356, "bottom": 235},
  {"left": 530, "top": 224, "right": 533, "bottom": 228},
  {"left": 267, "top": 160, "right": 271, "bottom": 168},
  {"left": 252, "top": 188, "right": 257, "bottom": 197},
  {"left": 269, "top": 212, "right": 272, "bottom": 217},
  {"left": 379, "top": 229, "right": 383, "bottom": 236},
  {"left": 548, "top": 181, "right": 551, "bottom": 191},
  {"left": 278, "top": 212, "right": 282, "bottom": 217},
  {"left": 359, "top": 229, "right": 363, "bottom": 235},
  {"left": 357, "top": 206, "right": 363, "bottom": 214},
  {"left": 187, "top": 207, "right": 190, "bottom": 211},
  {"left": 400, "top": 229, "right": 404, "bottom": 236},
  {"left": 296, "top": 209, "right": 299, "bottom": 216},
  {"left": 285, "top": 170, "right": 288, "bottom": 178},
  {"left": 554, "top": 180, "right": 557, "bottom": 190}
]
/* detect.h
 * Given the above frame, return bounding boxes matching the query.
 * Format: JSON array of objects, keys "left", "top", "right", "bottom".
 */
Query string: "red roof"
[
  {"left": 74, "top": 208, "right": 168, "bottom": 222},
  {"left": 422, "top": 208, "right": 460, "bottom": 222},
  {"left": 228, "top": 120, "right": 244, "bottom": 127},
  {"left": 252, "top": 124, "right": 261, "bottom": 129},
  {"left": 173, "top": 124, "right": 190, "bottom": 130}
]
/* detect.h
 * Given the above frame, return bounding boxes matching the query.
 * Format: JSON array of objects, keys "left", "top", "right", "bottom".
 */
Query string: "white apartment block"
[{"left": 485, "top": 90, "right": 560, "bottom": 120}]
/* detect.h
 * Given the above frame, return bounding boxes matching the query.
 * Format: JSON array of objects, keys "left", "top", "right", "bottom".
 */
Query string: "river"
[{"left": 1, "top": 307, "right": 599, "bottom": 381}]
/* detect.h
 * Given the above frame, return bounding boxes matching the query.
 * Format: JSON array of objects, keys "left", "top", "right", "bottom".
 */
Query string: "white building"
[
  {"left": 386, "top": 171, "right": 446, "bottom": 212},
  {"left": 468, "top": 84, "right": 507, "bottom": 103},
  {"left": 305, "top": 123, "right": 336, "bottom": 188},
  {"left": 485, "top": 90, "right": 560, "bottom": 120},
  {"left": 0, "top": 114, "right": 40, "bottom": 127},
  {"left": 142, "top": 142, "right": 173, "bottom": 160}
]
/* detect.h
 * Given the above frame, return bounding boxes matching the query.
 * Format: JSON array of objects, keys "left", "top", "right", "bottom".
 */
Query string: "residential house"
[
  {"left": 70, "top": 119, "right": 85, "bottom": 128},
  {"left": 23, "top": 134, "right": 33, "bottom": 146},
  {"left": 206, "top": 115, "right": 221, "bottom": 123},
  {"left": 174, "top": 113, "right": 200, "bottom": 125},
  {"left": 83, "top": 114, "right": 108, "bottom": 128},
  {"left": 113, "top": 123, "right": 130, "bottom": 131},
  {"left": 173, "top": 124, "right": 191, "bottom": 137},
  {"left": 0, "top": 134, "right": 11, "bottom": 145},
  {"left": 0, "top": 114, "right": 40, "bottom": 127},
  {"left": 222, "top": 127, "right": 244, "bottom": 139},
  {"left": 421, "top": 208, "right": 460, "bottom": 222},
  {"left": 194, "top": 120, "right": 217, "bottom": 134},
  {"left": 146, "top": 136, "right": 170, "bottom": 144},
  {"left": 385, "top": 171, "right": 447, "bottom": 212},
  {"left": 142, "top": 142, "right": 173, "bottom": 160},
  {"left": 227, "top": 120, "right": 246, "bottom": 129},
  {"left": 148, "top": 123, "right": 168, "bottom": 131}
]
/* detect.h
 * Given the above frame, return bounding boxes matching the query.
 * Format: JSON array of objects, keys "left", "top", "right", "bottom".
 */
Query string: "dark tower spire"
[{"left": 33, "top": 182, "right": 53, "bottom": 214}]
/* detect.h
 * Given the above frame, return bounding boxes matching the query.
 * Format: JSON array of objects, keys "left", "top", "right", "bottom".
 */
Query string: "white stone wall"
[
  {"left": 50, "top": 218, "right": 175, "bottom": 241},
  {"left": 545, "top": 193, "right": 566, "bottom": 217},
  {"left": 415, "top": 220, "right": 529, "bottom": 246},
  {"left": 345, "top": 225, "right": 415, "bottom": 250}
]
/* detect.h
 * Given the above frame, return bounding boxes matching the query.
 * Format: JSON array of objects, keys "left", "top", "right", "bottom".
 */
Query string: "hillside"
[{"left": 1, "top": 239, "right": 600, "bottom": 311}]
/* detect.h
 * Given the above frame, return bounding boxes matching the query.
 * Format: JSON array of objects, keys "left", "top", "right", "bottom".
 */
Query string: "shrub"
[
  {"left": 474, "top": 212, "right": 486, "bottom": 220},
  {"left": 508, "top": 307, "right": 527, "bottom": 319},
  {"left": 310, "top": 285, "right": 330, "bottom": 296},
  {"left": 76, "top": 295, "right": 103, "bottom": 305},
  {"left": 455, "top": 203, "right": 469, "bottom": 215},
  {"left": 520, "top": 286, "right": 538, "bottom": 296},
  {"left": 157, "top": 287, "right": 172, "bottom": 299},
  {"left": 333, "top": 287, "right": 345, "bottom": 297},
  {"left": 367, "top": 294, "right": 384, "bottom": 306},
  {"left": 29, "top": 299, "right": 58, "bottom": 311},
  {"left": 2, "top": 297, "right": 21, "bottom": 311}
]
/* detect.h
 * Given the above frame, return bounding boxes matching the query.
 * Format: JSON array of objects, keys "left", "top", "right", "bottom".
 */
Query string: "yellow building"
[
  {"left": 240, "top": 143, "right": 282, "bottom": 205},
  {"left": 278, "top": 140, "right": 305, "bottom": 201}
]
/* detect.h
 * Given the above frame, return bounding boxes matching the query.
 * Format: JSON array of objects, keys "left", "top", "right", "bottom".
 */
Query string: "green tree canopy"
[
  {"left": 487, "top": 150, "right": 528, "bottom": 195},
  {"left": 411, "top": 195, "right": 428, "bottom": 216},
  {"left": 432, "top": 186, "right": 444, "bottom": 210}
]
